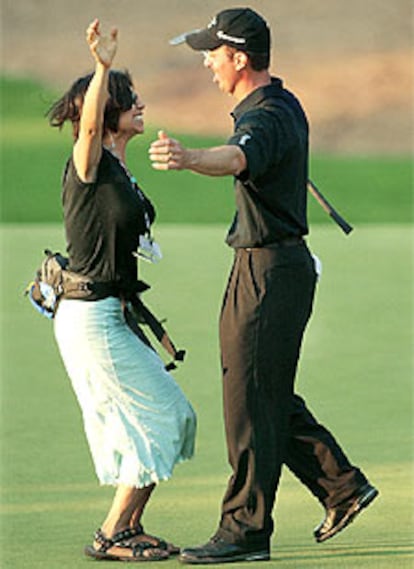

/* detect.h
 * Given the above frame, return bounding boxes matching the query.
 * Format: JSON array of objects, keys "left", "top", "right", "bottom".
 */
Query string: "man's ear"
[{"left": 234, "top": 51, "right": 249, "bottom": 71}]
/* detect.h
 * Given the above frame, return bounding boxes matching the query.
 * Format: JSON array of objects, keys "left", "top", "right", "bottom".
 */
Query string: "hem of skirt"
[{"left": 96, "top": 455, "right": 194, "bottom": 488}]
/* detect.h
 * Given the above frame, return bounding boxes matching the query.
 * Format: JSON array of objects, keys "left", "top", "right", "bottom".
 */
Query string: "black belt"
[
  {"left": 85, "top": 279, "right": 150, "bottom": 300},
  {"left": 86, "top": 281, "right": 121, "bottom": 298},
  {"left": 244, "top": 236, "right": 304, "bottom": 251}
]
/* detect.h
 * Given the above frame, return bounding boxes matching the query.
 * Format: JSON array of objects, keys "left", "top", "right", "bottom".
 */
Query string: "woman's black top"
[{"left": 62, "top": 148, "right": 155, "bottom": 298}]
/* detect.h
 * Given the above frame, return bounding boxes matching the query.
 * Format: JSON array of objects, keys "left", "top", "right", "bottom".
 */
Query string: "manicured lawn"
[{"left": 0, "top": 223, "right": 413, "bottom": 568}]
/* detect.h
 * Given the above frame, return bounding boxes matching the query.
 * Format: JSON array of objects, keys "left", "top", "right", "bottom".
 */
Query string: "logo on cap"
[
  {"left": 208, "top": 17, "right": 217, "bottom": 29},
  {"left": 239, "top": 134, "right": 251, "bottom": 146},
  {"left": 216, "top": 30, "right": 246, "bottom": 45}
]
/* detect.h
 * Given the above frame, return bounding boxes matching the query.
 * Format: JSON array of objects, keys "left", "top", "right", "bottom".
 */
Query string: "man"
[{"left": 149, "top": 8, "right": 378, "bottom": 565}]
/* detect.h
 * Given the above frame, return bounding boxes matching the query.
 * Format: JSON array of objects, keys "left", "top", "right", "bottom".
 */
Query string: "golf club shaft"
[{"left": 307, "top": 179, "right": 353, "bottom": 235}]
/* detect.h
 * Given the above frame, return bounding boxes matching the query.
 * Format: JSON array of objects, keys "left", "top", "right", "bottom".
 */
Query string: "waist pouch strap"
[
  {"left": 39, "top": 251, "right": 185, "bottom": 370},
  {"left": 128, "top": 296, "right": 186, "bottom": 371},
  {"left": 60, "top": 272, "right": 120, "bottom": 299},
  {"left": 61, "top": 273, "right": 185, "bottom": 371}
]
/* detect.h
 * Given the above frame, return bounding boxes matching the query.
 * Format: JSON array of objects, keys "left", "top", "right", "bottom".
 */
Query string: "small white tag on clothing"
[
  {"left": 39, "top": 281, "right": 57, "bottom": 310},
  {"left": 133, "top": 235, "right": 163, "bottom": 264},
  {"left": 312, "top": 254, "right": 322, "bottom": 279}
]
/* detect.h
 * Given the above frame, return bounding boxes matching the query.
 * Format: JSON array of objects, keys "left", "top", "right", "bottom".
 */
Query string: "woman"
[{"left": 47, "top": 20, "right": 196, "bottom": 562}]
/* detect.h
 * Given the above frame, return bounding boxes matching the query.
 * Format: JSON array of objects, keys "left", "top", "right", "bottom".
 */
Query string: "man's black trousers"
[{"left": 217, "top": 243, "right": 367, "bottom": 547}]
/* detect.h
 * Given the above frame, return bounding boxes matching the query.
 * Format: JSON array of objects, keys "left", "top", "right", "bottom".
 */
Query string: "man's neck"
[{"left": 233, "top": 70, "right": 272, "bottom": 102}]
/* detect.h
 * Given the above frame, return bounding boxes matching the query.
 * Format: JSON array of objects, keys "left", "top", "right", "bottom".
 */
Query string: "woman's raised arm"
[{"left": 73, "top": 19, "right": 118, "bottom": 183}]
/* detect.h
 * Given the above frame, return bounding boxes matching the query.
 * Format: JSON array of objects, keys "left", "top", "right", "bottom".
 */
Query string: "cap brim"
[
  {"left": 185, "top": 28, "right": 223, "bottom": 51},
  {"left": 169, "top": 29, "right": 200, "bottom": 46}
]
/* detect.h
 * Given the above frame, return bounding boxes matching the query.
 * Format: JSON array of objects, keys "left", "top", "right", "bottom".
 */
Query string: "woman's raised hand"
[{"left": 86, "top": 19, "right": 118, "bottom": 68}]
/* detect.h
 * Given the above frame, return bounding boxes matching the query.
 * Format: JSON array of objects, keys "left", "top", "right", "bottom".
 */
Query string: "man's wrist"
[{"left": 182, "top": 148, "right": 199, "bottom": 170}]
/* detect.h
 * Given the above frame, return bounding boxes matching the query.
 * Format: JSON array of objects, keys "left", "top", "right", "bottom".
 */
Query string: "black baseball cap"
[{"left": 172, "top": 8, "right": 270, "bottom": 54}]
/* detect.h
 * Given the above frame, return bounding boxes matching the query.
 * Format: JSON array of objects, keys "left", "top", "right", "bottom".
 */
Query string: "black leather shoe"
[
  {"left": 179, "top": 536, "right": 270, "bottom": 564},
  {"left": 314, "top": 483, "right": 379, "bottom": 543}
]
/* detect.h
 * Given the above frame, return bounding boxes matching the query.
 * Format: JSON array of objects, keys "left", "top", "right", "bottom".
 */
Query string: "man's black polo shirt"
[{"left": 226, "top": 77, "right": 309, "bottom": 248}]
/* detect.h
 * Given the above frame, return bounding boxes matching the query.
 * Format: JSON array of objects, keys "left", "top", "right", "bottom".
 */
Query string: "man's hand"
[
  {"left": 149, "top": 130, "right": 188, "bottom": 170},
  {"left": 86, "top": 19, "right": 118, "bottom": 69},
  {"left": 149, "top": 130, "right": 246, "bottom": 177}
]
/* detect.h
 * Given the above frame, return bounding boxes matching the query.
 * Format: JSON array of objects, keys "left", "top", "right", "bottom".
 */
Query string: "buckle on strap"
[{"left": 127, "top": 296, "right": 186, "bottom": 371}]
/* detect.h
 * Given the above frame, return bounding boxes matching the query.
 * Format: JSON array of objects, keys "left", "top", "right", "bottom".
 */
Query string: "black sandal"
[
  {"left": 84, "top": 528, "right": 169, "bottom": 562},
  {"left": 134, "top": 523, "right": 180, "bottom": 556}
]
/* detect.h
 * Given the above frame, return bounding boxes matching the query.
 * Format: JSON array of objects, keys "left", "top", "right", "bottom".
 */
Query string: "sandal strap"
[
  {"left": 112, "top": 527, "right": 143, "bottom": 544},
  {"left": 130, "top": 541, "right": 160, "bottom": 555},
  {"left": 125, "top": 538, "right": 168, "bottom": 552},
  {"left": 93, "top": 529, "right": 114, "bottom": 553},
  {"left": 93, "top": 527, "right": 143, "bottom": 552},
  {"left": 92, "top": 527, "right": 170, "bottom": 560},
  {"left": 130, "top": 525, "right": 168, "bottom": 551},
  {"left": 152, "top": 537, "right": 168, "bottom": 550}
]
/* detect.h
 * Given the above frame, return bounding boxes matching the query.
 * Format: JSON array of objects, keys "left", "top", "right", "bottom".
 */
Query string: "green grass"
[
  {"left": 1, "top": 223, "right": 413, "bottom": 568},
  {"left": 1, "top": 76, "right": 413, "bottom": 225},
  {"left": 1, "top": 74, "right": 413, "bottom": 568}
]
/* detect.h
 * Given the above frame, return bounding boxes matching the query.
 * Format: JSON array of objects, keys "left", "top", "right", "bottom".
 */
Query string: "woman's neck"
[{"left": 103, "top": 132, "right": 127, "bottom": 163}]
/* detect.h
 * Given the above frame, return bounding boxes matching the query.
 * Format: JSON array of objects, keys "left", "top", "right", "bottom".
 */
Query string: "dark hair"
[
  {"left": 225, "top": 45, "right": 270, "bottom": 72},
  {"left": 245, "top": 51, "right": 270, "bottom": 71},
  {"left": 47, "top": 69, "right": 135, "bottom": 139}
]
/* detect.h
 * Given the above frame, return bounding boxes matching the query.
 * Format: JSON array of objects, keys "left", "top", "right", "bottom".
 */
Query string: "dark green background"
[{"left": 1, "top": 77, "right": 412, "bottom": 226}]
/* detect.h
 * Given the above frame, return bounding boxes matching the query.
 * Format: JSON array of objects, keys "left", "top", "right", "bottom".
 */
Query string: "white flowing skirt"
[{"left": 54, "top": 297, "right": 196, "bottom": 488}]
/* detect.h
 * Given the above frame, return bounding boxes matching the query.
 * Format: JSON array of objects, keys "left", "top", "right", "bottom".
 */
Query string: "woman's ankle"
[{"left": 101, "top": 523, "right": 127, "bottom": 539}]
